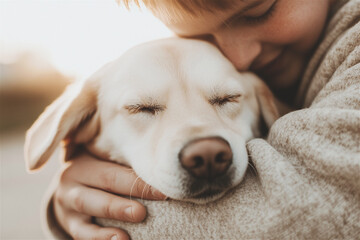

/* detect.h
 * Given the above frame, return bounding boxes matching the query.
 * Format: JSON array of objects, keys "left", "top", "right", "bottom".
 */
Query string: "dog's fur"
[{"left": 25, "top": 38, "right": 279, "bottom": 203}]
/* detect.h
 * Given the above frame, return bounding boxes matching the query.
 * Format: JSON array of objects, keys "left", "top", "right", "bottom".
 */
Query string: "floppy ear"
[
  {"left": 24, "top": 79, "right": 99, "bottom": 172},
  {"left": 255, "top": 80, "right": 280, "bottom": 130}
]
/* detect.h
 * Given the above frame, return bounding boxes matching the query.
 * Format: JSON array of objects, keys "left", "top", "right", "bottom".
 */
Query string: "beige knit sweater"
[{"left": 44, "top": 0, "right": 360, "bottom": 239}]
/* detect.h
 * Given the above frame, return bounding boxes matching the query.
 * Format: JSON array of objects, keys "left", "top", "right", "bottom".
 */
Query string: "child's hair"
[{"left": 116, "top": 0, "right": 237, "bottom": 22}]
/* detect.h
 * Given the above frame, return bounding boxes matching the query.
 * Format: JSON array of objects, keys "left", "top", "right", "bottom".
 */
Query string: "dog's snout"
[{"left": 179, "top": 137, "right": 233, "bottom": 179}]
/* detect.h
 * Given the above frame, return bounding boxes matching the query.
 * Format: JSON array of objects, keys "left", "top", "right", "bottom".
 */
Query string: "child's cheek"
[{"left": 263, "top": 0, "right": 330, "bottom": 52}]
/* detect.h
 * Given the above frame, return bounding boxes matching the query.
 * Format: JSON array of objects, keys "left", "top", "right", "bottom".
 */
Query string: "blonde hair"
[{"left": 116, "top": 0, "right": 237, "bottom": 22}]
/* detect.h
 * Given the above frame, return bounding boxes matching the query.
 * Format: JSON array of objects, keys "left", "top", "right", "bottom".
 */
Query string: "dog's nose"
[{"left": 179, "top": 137, "right": 232, "bottom": 179}]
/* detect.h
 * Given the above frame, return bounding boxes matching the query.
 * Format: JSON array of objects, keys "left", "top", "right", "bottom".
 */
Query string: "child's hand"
[{"left": 53, "top": 152, "right": 167, "bottom": 240}]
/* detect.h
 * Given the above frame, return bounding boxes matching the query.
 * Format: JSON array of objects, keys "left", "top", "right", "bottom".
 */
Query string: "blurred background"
[{"left": 0, "top": 0, "right": 171, "bottom": 238}]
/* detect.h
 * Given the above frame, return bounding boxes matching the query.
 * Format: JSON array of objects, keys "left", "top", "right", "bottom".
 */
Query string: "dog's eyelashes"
[
  {"left": 209, "top": 94, "right": 242, "bottom": 106},
  {"left": 125, "top": 104, "right": 165, "bottom": 115}
]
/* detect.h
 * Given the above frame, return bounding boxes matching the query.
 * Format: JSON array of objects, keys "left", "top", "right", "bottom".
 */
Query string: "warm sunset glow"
[{"left": 0, "top": 0, "right": 172, "bottom": 79}]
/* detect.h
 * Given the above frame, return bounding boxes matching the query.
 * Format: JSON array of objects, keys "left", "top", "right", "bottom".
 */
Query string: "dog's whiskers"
[
  {"left": 141, "top": 183, "right": 150, "bottom": 200},
  {"left": 130, "top": 176, "right": 141, "bottom": 201},
  {"left": 248, "top": 161, "right": 258, "bottom": 176},
  {"left": 142, "top": 175, "right": 155, "bottom": 200}
]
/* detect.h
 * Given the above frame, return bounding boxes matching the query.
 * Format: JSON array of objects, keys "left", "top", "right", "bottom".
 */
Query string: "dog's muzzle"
[{"left": 178, "top": 136, "right": 233, "bottom": 198}]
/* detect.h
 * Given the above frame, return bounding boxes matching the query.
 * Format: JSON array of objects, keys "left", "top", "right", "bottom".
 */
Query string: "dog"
[{"left": 25, "top": 38, "right": 279, "bottom": 204}]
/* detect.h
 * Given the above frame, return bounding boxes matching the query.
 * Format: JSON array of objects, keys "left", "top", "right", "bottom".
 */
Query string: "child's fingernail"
[
  {"left": 124, "top": 207, "right": 134, "bottom": 221},
  {"left": 111, "top": 235, "right": 119, "bottom": 240}
]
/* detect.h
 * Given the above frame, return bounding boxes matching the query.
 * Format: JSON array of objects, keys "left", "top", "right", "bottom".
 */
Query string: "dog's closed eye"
[
  {"left": 209, "top": 94, "right": 242, "bottom": 106},
  {"left": 125, "top": 103, "right": 166, "bottom": 115}
]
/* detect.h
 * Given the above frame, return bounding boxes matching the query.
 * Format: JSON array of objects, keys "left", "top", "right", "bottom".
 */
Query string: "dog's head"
[{"left": 25, "top": 38, "right": 279, "bottom": 203}]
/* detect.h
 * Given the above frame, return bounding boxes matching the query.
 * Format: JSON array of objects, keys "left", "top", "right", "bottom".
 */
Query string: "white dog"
[{"left": 25, "top": 38, "right": 279, "bottom": 204}]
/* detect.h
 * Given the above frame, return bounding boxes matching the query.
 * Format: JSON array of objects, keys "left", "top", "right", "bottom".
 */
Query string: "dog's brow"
[
  {"left": 209, "top": 85, "right": 243, "bottom": 98},
  {"left": 125, "top": 96, "right": 160, "bottom": 105}
]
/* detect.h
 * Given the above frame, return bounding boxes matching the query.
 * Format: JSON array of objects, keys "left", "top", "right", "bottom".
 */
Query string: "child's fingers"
[
  {"left": 62, "top": 153, "right": 167, "bottom": 200},
  {"left": 53, "top": 152, "right": 167, "bottom": 238},
  {"left": 66, "top": 213, "right": 130, "bottom": 240},
  {"left": 54, "top": 195, "right": 130, "bottom": 240},
  {"left": 60, "top": 185, "right": 147, "bottom": 222}
]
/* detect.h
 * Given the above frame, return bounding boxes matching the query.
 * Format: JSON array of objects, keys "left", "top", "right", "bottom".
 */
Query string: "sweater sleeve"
[{"left": 245, "top": 28, "right": 360, "bottom": 238}]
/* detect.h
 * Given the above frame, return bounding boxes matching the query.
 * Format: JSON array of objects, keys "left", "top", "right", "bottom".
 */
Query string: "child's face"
[{"left": 155, "top": 0, "right": 332, "bottom": 91}]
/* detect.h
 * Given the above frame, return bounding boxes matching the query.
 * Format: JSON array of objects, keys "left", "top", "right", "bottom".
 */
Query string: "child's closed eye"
[
  {"left": 226, "top": 0, "right": 278, "bottom": 26},
  {"left": 244, "top": 0, "right": 278, "bottom": 24}
]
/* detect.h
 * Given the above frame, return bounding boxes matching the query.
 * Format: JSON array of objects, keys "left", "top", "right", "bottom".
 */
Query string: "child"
[{"left": 44, "top": 0, "right": 360, "bottom": 239}]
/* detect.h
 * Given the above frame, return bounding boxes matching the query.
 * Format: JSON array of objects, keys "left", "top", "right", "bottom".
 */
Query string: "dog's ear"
[
  {"left": 24, "top": 79, "right": 99, "bottom": 172},
  {"left": 255, "top": 79, "right": 280, "bottom": 131}
]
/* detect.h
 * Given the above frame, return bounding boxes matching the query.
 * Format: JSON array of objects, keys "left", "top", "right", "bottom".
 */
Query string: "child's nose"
[{"left": 212, "top": 30, "right": 261, "bottom": 71}]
